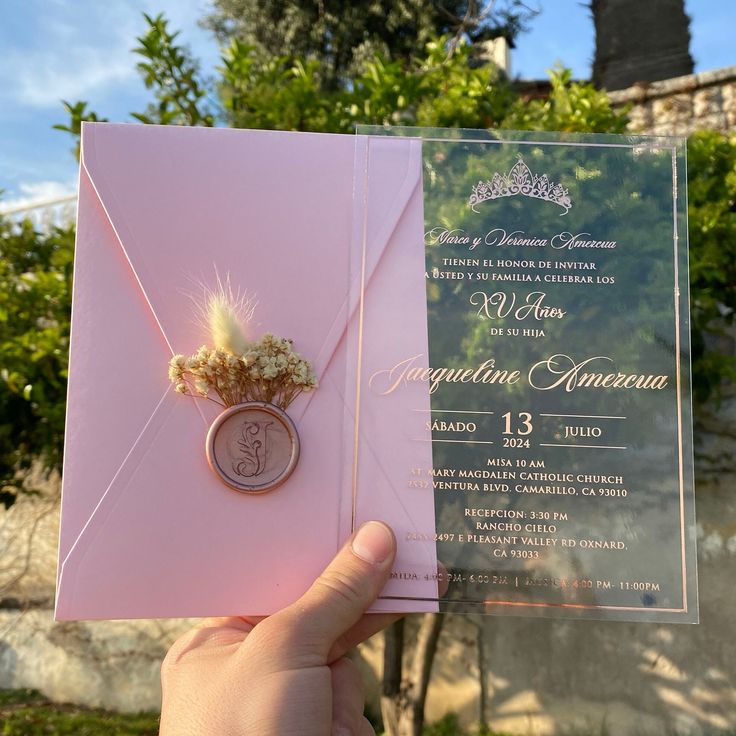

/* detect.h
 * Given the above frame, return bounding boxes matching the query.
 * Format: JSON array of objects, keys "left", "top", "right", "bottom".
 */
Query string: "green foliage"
[
  {"left": 420, "top": 712, "right": 508, "bottom": 735},
  {"left": 52, "top": 101, "right": 108, "bottom": 160},
  {"left": 62, "top": 14, "right": 623, "bottom": 139},
  {"left": 204, "top": 0, "right": 537, "bottom": 86},
  {"left": 686, "top": 130, "right": 736, "bottom": 402},
  {"left": 502, "top": 67, "right": 629, "bottom": 133},
  {"left": 219, "top": 36, "right": 515, "bottom": 132},
  {"left": 411, "top": 40, "right": 515, "bottom": 129},
  {"left": 423, "top": 712, "right": 467, "bottom": 735},
  {"left": 0, "top": 689, "right": 159, "bottom": 735},
  {"left": 349, "top": 36, "right": 513, "bottom": 130},
  {"left": 220, "top": 39, "right": 340, "bottom": 131},
  {"left": 0, "top": 689, "right": 45, "bottom": 706},
  {"left": 131, "top": 13, "right": 214, "bottom": 126},
  {"left": 343, "top": 54, "right": 424, "bottom": 128},
  {"left": 0, "top": 219, "right": 74, "bottom": 506}
]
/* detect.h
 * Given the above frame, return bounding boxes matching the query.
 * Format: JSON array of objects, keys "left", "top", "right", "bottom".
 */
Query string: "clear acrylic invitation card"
[{"left": 351, "top": 127, "right": 698, "bottom": 623}]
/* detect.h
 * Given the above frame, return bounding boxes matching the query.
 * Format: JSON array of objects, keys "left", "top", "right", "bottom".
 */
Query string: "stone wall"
[
  {"left": 0, "top": 487, "right": 192, "bottom": 712},
  {"left": 608, "top": 65, "right": 736, "bottom": 135}
]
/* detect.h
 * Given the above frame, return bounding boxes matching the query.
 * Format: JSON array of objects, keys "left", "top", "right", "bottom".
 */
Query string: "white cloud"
[
  {"left": 0, "top": 180, "right": 77, "bottom": 214},
  {"left": 0, "top": 1, "right": 219, "bottom": 110},
  {"left": 0, "top": 6, "right": 139, "bottom": 109},
  {"left": 0, "top": 0, "right": 216, "bottom": 109},
  {"left": 6, "top": 51, "right": 135, "bottom": 109}
]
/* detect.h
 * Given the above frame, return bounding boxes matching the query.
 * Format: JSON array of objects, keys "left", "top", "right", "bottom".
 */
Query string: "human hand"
[{"left": 159, "top": 520, "right": 398, "bottom": 735}]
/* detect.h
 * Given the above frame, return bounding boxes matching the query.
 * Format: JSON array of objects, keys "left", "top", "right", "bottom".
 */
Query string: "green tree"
[
  {"left": 686, "top": 129, "right": 736, "bottom": 402},
  {"left": 132, "top": 13, "right": 215, "bottom": 126},
  {"left": 218, "top": 36, "right": 515, "bottom": 131},
  {"left": 204, "top": 0, "right": 537, "bottom": 86},
  {"left": 0, "top": 219, "right": 74, "bottom": 507},
  {"left": 53, "top": 101, "right": 108, "bottom": 160}
]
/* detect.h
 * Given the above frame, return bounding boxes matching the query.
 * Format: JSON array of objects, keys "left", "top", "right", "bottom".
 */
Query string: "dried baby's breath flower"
[{"left": 168, "top": 332, "right": 318, "bottom": 410}]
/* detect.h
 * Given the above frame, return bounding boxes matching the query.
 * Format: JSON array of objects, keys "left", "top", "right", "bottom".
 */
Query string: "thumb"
[{"left": 267, "top": 521, "right": 396, "bottom": 662}]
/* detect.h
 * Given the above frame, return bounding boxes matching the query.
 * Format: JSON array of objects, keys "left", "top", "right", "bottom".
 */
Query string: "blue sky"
[{"left": 1, "top": 0, "right": 733, "bottom": 210}]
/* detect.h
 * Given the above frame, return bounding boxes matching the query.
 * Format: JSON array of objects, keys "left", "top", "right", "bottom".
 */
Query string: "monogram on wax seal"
[
  {"left": 206, "top": 401, "right": 300, "bottom": 494},
  {"left": 167, "top": 276, "right": 317, "bottom": 495}
]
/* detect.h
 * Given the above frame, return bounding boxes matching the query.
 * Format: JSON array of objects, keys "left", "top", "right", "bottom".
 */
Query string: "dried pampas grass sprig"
[
  {"left": 182, "top": 271, "right": 257, "bottom": 354},
  {"left": 207, "top": 289, "right": 250, "bottom": 355}
]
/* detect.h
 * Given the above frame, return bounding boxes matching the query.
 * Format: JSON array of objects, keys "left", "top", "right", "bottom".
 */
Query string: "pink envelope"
[{"left": 56, "top": 123, "right": 439, "bottom": 619}]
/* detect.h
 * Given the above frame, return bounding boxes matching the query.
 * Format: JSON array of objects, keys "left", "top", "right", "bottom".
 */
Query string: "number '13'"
[{"left": 501, "top": 411, "right": 533, "bottom": 436}]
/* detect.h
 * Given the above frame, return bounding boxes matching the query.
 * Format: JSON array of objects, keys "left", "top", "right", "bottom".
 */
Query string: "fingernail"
[{"left": 351, "top": 521, "right": 394, "bottom": 565}]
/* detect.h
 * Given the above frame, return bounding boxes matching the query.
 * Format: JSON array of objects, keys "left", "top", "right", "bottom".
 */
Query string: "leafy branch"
[{"left": 131, "top": 13, "right": 214, "bottom": 127}]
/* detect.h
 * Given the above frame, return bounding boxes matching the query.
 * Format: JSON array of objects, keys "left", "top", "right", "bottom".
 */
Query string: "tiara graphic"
[{"left": 468, "top": 155, "right": 572, "bottom": 215}]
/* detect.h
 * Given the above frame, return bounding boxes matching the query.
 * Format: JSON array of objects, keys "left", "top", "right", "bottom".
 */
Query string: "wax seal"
[{"left": 206, "top": 401, "right": 300, "bottom": 494}]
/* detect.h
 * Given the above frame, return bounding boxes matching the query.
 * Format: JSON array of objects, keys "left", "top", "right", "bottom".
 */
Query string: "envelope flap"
[
  {"left": 58, "top": 165, "right": 178, "bottom": 563},
  {"left": 81, "top": 124, "right": 420, "bottom": 375}
]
